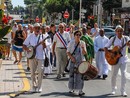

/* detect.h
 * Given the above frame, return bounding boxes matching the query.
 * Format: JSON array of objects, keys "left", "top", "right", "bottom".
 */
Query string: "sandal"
[
  {"left": 17, "top": 61, "right": 21, "bottom": 65},
  {"left": 13, "top": 60, "right": 18, "bottom": 64}
]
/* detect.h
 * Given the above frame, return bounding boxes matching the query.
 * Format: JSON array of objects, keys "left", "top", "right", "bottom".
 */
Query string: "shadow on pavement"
[
  {"left": 86, "top": 94, "right": 124, "bottom": 98},
  {"left": 41, "top": 92, "right": 123, "bottom": 98},
  {"left": 3, "top": 79, "right": 19, "bottom": 82},
  {"left": 6, "top": 68, "right": 23, "bottom": 71},
  {"left": 40, "top": 92, "right": 86, "bottom": 98}
]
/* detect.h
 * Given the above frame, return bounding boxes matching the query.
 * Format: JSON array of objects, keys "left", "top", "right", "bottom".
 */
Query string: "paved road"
[
  {"left": 15, "top": 61, "right": 130, "bottom": 98},
  {"left": 1, "top": 56, "right": 130, "bottom": 98}
]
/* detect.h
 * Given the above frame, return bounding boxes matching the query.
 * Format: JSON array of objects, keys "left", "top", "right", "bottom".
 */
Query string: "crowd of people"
[{"left": 3, "top": 22, "right": 130, "bottom": 97}]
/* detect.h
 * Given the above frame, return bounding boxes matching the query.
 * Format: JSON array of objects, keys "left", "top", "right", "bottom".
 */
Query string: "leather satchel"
[
  {"left": 44, "top": 56, "right": 49, "bottom": 67},
  {"left": 44, "top": 49, "right": 49, "bottom": 67}
]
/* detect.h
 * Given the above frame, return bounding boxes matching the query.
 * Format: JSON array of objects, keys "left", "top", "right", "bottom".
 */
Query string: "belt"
[{"left": 58, "top": 47, "right": 67, "bottom": 49}]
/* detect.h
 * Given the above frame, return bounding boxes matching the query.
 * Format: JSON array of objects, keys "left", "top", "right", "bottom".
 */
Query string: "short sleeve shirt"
[
  {"left": 53, "top": 31, "right": 71, "bottom": 48},
  {"left": 23, "top": 33, "right": 45, "bottom": 59}
]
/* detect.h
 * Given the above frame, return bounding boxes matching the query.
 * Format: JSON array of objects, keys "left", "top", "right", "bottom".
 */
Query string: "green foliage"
[
  {"left": 44, "top": 0, "right": 80, "bottom": 20},
  {"left": 24, "top": 0, "right": 38, "bottom": 5},
  {"left": 102, "top": 0, "right": 121, "bottom": 11},
  {"left": 0, "top": 10, "right": 4, "bottom": 22}
]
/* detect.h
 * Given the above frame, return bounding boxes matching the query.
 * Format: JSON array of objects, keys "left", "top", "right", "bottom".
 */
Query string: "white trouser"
[
  {"left": 97, "top": 63, "right": 109, "bottom": 76},
  {"left": 111, "top": 63, "right": 127, "bottom": 93},
  {"left": 55, "top": 48, "right": 67, "bottom": 75},
  {"left": 95, "top": 53, "right": 109, "bottom": 76},
  {"left": 29, "top": 58, "right": 44, "bottom": 90}
]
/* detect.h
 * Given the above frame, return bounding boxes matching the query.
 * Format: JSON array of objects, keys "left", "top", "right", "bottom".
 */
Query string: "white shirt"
[
  {"left": 12, "top": 26, "right": 18, "bottom": 33},
  {"left": 23, "top": 33, "right": 45, "bottom": 59},
  {"left": 105, "top": 36, "right": 130, "bottom": 64},
  {"left": 43, "top": 32, "right": 52, "bottom": 51},
  {"left": 94, "top": 35, "right": 109, "bottom": 64},
  {"left": 67, "top": 40, "right": 86, "bottom": 61},
  {"left": 91, "top": 28, "right": 100, "bottom": 37},
  {"left": 27, "top": 30, "right": 34, "bottom": 37},
  {"left": 53, "top": 31, "right": 71, "bottom": 48},
  {"left": 94, "top": 35, "right": 109, "bottom": 52}
]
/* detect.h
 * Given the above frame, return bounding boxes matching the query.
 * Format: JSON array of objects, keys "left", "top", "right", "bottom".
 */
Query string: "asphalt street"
[{"left": 15, "top": 60, "right": 130, "bottom": 98}]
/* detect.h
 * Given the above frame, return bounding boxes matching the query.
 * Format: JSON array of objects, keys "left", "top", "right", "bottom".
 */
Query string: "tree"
[
  {"left": 24, "top": 0, "right": 38, "bottom": 5},
  {"left": 102, "top": 0, "right": 121, "bottom": 15},
  {"left": 13, "top": 6, "right": 24, "bottom": 15},
  {"left": 44, "top": 0, "right": 80, "bottom": 20}
]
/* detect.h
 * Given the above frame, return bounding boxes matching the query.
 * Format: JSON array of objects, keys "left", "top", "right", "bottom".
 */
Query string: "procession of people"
[{"left": 3, "top": 21, "right": 130, "bottom": 97}]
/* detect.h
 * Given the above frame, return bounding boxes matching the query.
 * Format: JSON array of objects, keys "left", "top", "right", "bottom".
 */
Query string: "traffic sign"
[
  {"left": 81, "top": 16, "right": 85, "bottom": 19},
  {"left": 81, "top": 9, "right": 87, "bottom": 13},
  {"left": 35, "top": 16, "right": 39, "bottom": 22},
  {"left": 81, "top": 13, "right": 85, "bottom": 16},
  {"left": 63, "top": 11, "right": 70, "bottom": 19}
]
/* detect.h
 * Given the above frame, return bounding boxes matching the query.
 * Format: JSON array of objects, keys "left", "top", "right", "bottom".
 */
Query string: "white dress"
[{"left": 43, "top": 32, "right": 52, "bottom": 74}]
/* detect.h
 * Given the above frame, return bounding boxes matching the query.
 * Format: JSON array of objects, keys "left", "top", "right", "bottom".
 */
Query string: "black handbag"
[
  {"left": 44, "top": 50, "right": 49, "bottom": 67},
  {"left": 65, "top": 42, "right": 79, "bottom": 72}
]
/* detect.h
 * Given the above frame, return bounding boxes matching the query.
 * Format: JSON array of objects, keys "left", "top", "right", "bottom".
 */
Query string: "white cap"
[
  {"left": 115, "top": 25, "right": 123, "bottom": 30},
  {"left": 34, "top": 23, "right": 40, "bottom": 27}
]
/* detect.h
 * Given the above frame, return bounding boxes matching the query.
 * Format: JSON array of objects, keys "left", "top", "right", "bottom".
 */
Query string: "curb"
[{"left": 8, "top": 63, "right": 31, "bottom": 98}]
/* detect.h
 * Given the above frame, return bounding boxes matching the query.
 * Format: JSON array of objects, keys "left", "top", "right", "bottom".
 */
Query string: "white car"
[{"left": 103, "top": 28, "right": 115, "bottom": 39}]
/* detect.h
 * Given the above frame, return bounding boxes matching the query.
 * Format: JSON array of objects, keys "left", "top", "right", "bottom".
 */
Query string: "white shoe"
[
  {"left": 111, "top": 86, "right": 117, "bottom": 95},
  {"left": 37, "top": 88, "right": 42, "bottom": 93},
  {"left": 121, "top": 92, "right": 127, "bottom": 97},
  {"left": 111, "top": 91, "right": 115, "bottom": 95}
]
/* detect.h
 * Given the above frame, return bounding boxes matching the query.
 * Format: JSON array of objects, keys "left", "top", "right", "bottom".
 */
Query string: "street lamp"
[
  {"left": 79, "top": 0, "right": 82, "bottom": 28},
  {"left": 72, "top": 8, "right": 75, "bottom": 24}
]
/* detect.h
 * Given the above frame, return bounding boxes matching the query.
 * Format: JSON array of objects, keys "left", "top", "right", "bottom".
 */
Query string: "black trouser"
[{"left": 50, "top": 53, "right": 56, "bottom": 67}]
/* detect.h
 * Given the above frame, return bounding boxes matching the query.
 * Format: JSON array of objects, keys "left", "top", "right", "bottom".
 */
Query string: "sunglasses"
[
  {"left": 35, "top": 27, "right": 40, "bottom": 29},
  {"left": 59, "top": 27, "right": 63, "bottom": 28},
  {"left": 76, "top": 34, "right": 81, "bottom": 36},
  {"left": 117, "top": 30, "right": 123, "bottom": 32}
]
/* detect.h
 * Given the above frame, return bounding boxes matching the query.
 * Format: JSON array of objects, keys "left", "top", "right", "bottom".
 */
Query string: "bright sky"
[{"left": 12, "top": 0, "right": 25, "bottom": 7}]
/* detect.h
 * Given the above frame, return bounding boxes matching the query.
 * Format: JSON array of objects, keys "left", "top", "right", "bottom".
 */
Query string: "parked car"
[
  {"left": 103, "top": 28, "right": 115, "bottom": 39},
  {"left": 102, "top": 26, "right": 115, "bottom": 29}
]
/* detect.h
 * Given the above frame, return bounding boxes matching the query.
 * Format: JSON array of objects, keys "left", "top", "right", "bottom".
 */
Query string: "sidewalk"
[{"left": 0, "top": 59, "right": 30, "bottom": 98}]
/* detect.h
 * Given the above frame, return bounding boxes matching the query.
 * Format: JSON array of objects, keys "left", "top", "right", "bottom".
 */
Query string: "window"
[{"left": 104, "top": 29, "right": 114, "bottom": 32}]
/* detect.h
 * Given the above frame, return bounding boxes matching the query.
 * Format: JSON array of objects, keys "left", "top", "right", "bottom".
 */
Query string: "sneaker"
[
  {"left": 111, "top": 91, "right": 115, "bottom": 95},
  {"left": 27, "top": 67, "right": 30, "bottom": 71},
  {"left": 79, "top": 91, "right": 85, "bottom": 96},
  {"left": 121, "top": 92, "right": 127, "bottom": 97},
  {"left": 69, "top": 90, "right": 74, "bottom": 93},
  {"left": 62, "top": 73, "right": 66, "bottom": 77},
  {"left": 37, "top": 88, "right": 42, "bottom": 93},
  {"left": 56, "top": 74, "right": 61, "bottom": 79},
  {"left": 103, "top": 74, "right": 108, "bottom": 80},
  {"left": 111, "top": 86, "right": 117, "bottom": 95},
  {"left": 96, "top": 75, "right": 101, "bottom": 79}
]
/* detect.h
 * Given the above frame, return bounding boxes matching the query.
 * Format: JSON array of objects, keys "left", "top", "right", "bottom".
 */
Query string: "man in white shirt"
[
  {"left": 94, "top": 29, "right": 109, "bottom": 79},
  {"left": 23, "top": 23, "right": 46, "bottom": 93},
  {"left": 52, "top": 23, "right": 71, "bottom": 79},
  {"left": 12, "top": 22, "right": 18, "bottom": 39},
  {"left": 91, "top": 23, "right": 100, "bottom": 38},
  {"left": 105, "top": 25, "right": 130, "bottom": 97}
]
